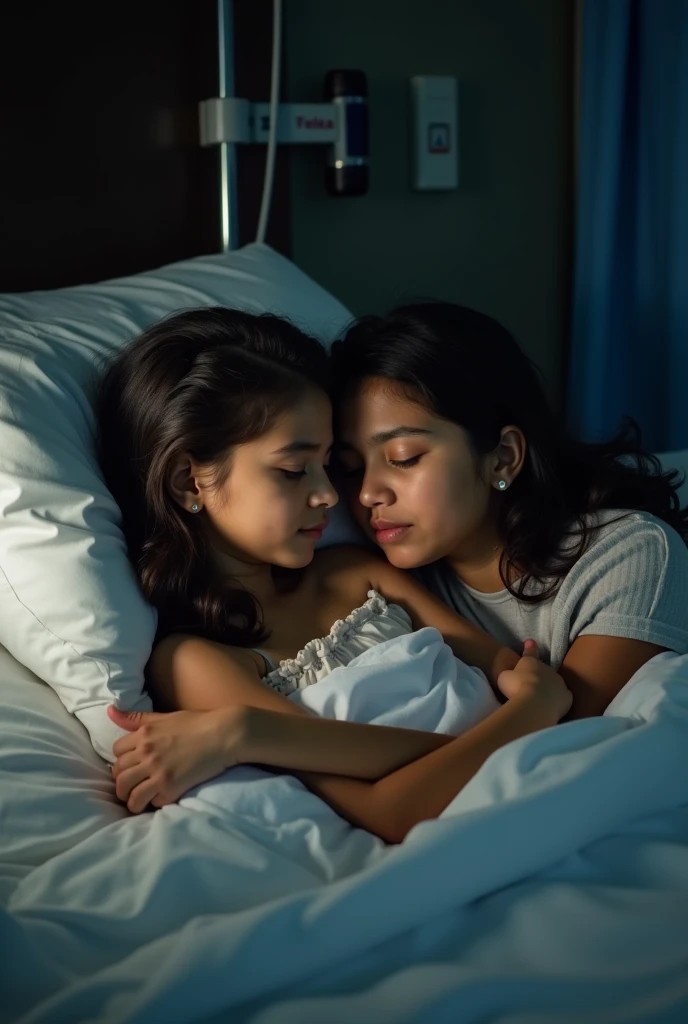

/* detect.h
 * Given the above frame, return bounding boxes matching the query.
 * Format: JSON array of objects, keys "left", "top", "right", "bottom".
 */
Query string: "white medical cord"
[{"left": 255, "top": 0, "right": 282, "bottom": 244}]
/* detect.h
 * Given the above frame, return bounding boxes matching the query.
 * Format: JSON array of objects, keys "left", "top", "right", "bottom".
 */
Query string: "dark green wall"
[{"left": 285, "top": 0, "right": 573, "bottom": 396}]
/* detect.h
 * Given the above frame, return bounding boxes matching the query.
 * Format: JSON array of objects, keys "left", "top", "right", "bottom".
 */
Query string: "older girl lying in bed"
[{"left": 99, "top": 305, "right": 688, "bottom": 842}]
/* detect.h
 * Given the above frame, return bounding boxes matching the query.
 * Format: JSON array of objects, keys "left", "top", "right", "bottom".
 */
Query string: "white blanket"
[
  {"left": 181, "top": 628, "right": 500, "bottom": 883},
  {"left": 3, "top": 630, "right": 688, "bottom": 1024}
]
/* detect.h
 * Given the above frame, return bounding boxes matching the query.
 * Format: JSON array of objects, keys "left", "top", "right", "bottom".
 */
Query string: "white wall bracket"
[{"left": 199, "top": 99, "right": 340, "bottom": 146}]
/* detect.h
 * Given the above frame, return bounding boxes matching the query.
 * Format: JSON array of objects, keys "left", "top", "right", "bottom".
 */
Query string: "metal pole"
[{"left": 218, "top": 0, "right": 238, "bottom": 251}]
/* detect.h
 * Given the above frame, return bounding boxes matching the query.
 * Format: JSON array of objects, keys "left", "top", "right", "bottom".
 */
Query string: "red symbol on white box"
[{"left": 428, "top": 123, "right": 450, "bottom": 154}]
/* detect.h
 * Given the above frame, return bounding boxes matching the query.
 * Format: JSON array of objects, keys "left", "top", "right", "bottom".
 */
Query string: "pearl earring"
[
  {"left": 497, "top": 480, "right": 507, "bottom": 491},
  {"left": 191, "top": 503, "right": 200, "bottom": 512}
]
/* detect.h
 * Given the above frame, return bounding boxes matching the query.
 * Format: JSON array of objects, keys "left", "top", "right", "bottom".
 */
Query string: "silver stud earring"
[
  {"left": 191, "top": 503, "right": 200, "bottom": 512},
  {"left": 497, "top": 480, "right": 507, "bottom": 491}
]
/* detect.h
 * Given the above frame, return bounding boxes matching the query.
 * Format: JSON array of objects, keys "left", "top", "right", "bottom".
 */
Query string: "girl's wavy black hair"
[{"left": 97, "top": 306, "right": 330, "bottom": 642}]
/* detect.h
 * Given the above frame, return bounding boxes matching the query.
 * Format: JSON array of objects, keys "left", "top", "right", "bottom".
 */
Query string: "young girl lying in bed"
[{"left": 97, "top": 307, "right": 571, "bottom": 841}]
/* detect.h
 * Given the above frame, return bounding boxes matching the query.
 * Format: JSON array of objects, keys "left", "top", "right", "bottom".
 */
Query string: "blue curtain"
[{"left": 569, "top": 0, "right": 688, "bottom": 452}]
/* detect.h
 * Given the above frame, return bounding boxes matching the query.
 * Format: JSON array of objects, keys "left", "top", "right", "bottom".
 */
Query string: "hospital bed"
[{"left": 2, "top": 4, "right": 688, "bottom": 1023}]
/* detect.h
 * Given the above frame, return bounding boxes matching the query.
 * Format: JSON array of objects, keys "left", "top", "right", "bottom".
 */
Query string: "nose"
[
  {"left": 309, "top": 469, "right": 339, "bottom": 509},
  {"left": 358, "top": 467, "right": 394, "bottom": 509}
]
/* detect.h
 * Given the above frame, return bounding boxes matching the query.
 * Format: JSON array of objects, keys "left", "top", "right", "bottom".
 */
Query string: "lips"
[
  {"left": 371, "top": 519, "right": 411, "bottom": 544},
  {"left": 299, "top": 519, "right": 328, "bottom": 539},
  {"left": 302, "top": 520, "right": 328, "bottom": 532}
]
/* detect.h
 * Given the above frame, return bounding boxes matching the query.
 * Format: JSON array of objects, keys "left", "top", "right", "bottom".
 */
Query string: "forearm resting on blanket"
[
  {"left": 237, "top": 694, "right": 559, "bottom": 844},
  {"left": 150, "top": 630, "right": 555, "bottom": 842},
  {"left": 240, "top": 709, "right": 453, "bottom": 779},
  {"left": 152, "top": 633, "right": 464, "bottom": 782}
]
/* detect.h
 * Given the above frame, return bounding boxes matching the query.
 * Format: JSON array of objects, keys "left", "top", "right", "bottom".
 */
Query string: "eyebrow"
[
  {"left": 271, "top": 441, "right": 333, "bottom": 456},
  {"left": 359, "top": 426, "right": 434, "bottom": 447}
]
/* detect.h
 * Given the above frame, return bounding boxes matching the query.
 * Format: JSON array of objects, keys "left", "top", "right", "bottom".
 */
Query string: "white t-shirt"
[{"left": 415, "top": 511, "right": 688, "bottom": 668}]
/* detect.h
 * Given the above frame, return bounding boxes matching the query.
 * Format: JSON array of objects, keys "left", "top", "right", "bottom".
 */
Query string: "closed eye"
[
  {"left": 280, "top": 469, "right": 307, "bottom": 480},
  {"left": 389, "top": 455, "right": 422, "bottom": 468}
]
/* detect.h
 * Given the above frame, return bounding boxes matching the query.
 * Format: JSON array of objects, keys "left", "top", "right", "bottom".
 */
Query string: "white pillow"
[
  {"left": 0, "top": 643, "right": 125, "bottom": 905},
  {"left": 0, "top": 243, "right": 356, "bottom": 761},
  {"left": 657, "top": 450, "right": 688, "bottom": 506}
]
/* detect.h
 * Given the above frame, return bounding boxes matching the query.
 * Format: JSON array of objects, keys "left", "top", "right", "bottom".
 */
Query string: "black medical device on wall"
[{"left": 323, "top": 70, "right": 369, "bottom": 197}]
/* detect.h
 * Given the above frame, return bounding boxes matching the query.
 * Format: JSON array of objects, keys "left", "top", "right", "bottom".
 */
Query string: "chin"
[
  {"left": 273, "top": 546, "right": 316, "bottom": 570},
  {"left": 379, "top": 544, "right": 428, "bottom": 570}
]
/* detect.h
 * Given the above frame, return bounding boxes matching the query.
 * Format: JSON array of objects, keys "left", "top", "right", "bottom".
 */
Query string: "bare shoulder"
[
  {"left": 145, "top": 631, "right": 293, "bottom": 714},
  {"left": 310, "top": 544, "right": 425, "bottom": 604},
  {"left": 313, "top": 543, "right": 381, "bottom": 574},
  {"left": 311, "top": 543, "right": 389, "bottom": 586},
  {"left": 308, "top": 544, "right": 387, "bottom": 609},
  {"left": 149, "top": 632, "right": 261, "bottom": 691}
]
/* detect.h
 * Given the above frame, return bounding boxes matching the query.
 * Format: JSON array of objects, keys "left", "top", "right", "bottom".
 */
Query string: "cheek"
[
  {"left": 406, "top": 463, "right": 454, "bottom": 519},
  {"left": 412, "top": 460, "right": 488, "bottom": 529},
  {"left": 444, "top": 466, "right": 490, "bottom": 523},
  {"left": 221, "top": 482, "right": 298, "bottom": 535},
  {"left": 255, "top": 491, "right": 300, "bottom": 535}
]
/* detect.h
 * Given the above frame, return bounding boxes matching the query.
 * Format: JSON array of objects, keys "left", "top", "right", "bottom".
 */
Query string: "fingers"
[
  {"left": 114, "top": 763, "right": 154, "bottom": 804},
  {"left": 108, "top": 706, "right": 165, "bottom": 731},
  {"left": 108, "top": 705, "right": 146, "bottom": 731},
  {"left": 522, "top": 638, "right": 539, "bottom": 659},
  {"left": 111, "top": 712, "right": 160, "bottom": 758},
  {"left": 127, "top": 780, "right": 160, "bottom": 815},
  {"left": 114, "top": 765, "right": 169, "bottom": 814},
  {"left": 111, "top": 751, "right": 143, "bottom": 778},
  {"left": 112, "top": 732, "right": 139, "bottom": 757}
]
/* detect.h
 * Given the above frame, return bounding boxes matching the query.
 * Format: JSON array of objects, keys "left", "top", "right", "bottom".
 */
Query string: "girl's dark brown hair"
[
  {"left": 332, "top": 302, "right": 687, "bottom": 601},
  {"left": 96, "top": 306, "right": 330, "bottom": 643}
]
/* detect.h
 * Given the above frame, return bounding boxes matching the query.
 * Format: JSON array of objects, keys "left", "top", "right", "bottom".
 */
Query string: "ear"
[
  {"left": 489, "top": 425, "right": 527, "bottom": 491},
  {"left": 166, "top": 453, "right": 203, "bottom": 513}
]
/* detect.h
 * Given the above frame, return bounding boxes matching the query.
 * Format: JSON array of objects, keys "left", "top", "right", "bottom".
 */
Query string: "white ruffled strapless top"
[{"left": 258, "top": 590, "right": 412, "bottom": 696}]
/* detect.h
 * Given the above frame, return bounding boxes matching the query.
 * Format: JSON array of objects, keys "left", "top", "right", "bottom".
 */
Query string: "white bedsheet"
[{"left": 3, "top": 632, "right": 688, "bottom": 1024}]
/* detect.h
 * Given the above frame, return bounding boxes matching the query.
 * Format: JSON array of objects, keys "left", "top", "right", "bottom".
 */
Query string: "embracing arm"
[
  {"left": 112, "top": 636, "right": 570, "bottom": 842},
  {"left": 146, "top": 633, "right": 452, "bottom": 777},
  {"left": 235, "top": 678, "right": 563, "bottom": 842},
  {"left": 553, "top": 516, "right": 688, "bottom": 717},
  {"left": 324, "top": 547, "right": 670, "bottom": 716},
  {"left": 559, "top": 635, "right": 667, "bottom": 718},
  {"left": 321, "top": 545, "right": 520, "bottom": 687}
]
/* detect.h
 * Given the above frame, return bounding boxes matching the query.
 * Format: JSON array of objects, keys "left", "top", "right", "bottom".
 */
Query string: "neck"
[
  {"left": 210, "top": 545, "right": 279, "bottom": 610},
  {"left": 445, "top": 521, "right": 506, "bottom": 593}
]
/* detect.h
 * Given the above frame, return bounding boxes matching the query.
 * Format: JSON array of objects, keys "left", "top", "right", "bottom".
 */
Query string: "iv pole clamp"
[{"left": 199, "top": 71, "right": 369, "bottom": 198}]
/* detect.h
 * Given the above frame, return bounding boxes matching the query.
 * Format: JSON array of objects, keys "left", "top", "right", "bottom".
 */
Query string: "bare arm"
[
  {"left": 325, "top": 549, "right": 667, "bottom": 719},
  {"left": 230, "top": 641, "right": 569, "bottom": 841},
  {"left": 146, "top": 633, "right": 451, "bottom": 777},
  {"left": 559, "top": 635, "right": 667, "bottom": 718},
  {"left": 290, "top": 688, "right": 561, "bottom": 842},
  {"left": 112, "top": 643, "right": 570, "bottom": 842}
]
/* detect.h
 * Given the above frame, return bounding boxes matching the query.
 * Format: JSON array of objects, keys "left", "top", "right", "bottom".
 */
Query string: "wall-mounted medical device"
[
  {"left": 411, "top": 76, "right": 458, "bottom": 191},
  {"left": 199, "top": 69, "right": 369, "bottom": 198}
]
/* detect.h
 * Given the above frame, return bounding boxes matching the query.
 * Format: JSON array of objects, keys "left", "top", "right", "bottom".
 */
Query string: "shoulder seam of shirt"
[
  {"left": 646, "top": 520, "right": 669, "bottom": 618},
  {"left": 581, "top": 511, "right": 667, "bottom": 558},
  {"left": 555, "top": 512, "right": 669, "bottom": 605}
]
